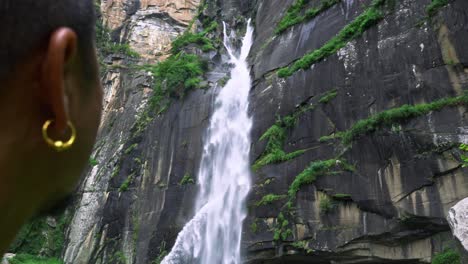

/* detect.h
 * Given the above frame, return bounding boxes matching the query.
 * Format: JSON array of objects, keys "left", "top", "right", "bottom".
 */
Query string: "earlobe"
[{"left": 40, "top": 27, "right": 78, "bottom": 135}]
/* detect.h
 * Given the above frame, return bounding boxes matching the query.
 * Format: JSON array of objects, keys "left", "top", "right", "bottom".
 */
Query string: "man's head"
[
  {"left": 0, "top": 1, "right": 97, "bottom": 79},
  {"left": 0, "top": 0, "right": 103, "bottom": 252}
]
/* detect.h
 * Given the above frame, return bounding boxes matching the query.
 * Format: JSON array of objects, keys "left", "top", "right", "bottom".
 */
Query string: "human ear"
[{"left": 40, "top": 27, "right": 78, "bottom": 134}]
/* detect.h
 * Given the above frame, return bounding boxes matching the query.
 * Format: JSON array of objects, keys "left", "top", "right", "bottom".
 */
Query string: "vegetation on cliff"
[
  {"left": 145, "top": 53, "right": 208, "bottom": 112},
  {"left": 9, "top": 254, "right": 62, "bottom": 264},
  {"left": 427, "top": 0, "right": 450, "bottom": 16},
  {"left": 431, "top": 249, "right": 460, "bottom": 264},
  {"left": 275, "top": 0, "right": 341, "bottom": 35},
  {"left": 287, "top": 159, "right": 353, "bottom": 200},
  {"left": 277, "top": 0, "right": 385, "bottom": 78},
  {"left": 255, "top": 194, "right": 287, "bottom": 206},
  {"left": 8, "top": 212, "right": 71, "bottom": 261},
  {"left": 253, "top": 122, "right": 307, "bottom": 171},
  {"left": 460, "top": 143, "right": 468, "bottom": 167},
  {"left": 253, "top": 88, "right": 340, "bottom": 171},
  {"left": 273, "top": 212, "right": 293, "bottom": 241},
  {"left": 95, "top": 6, "right": 139, "bottom": 60},
  {"left": 179, "top": 173, "right": 196, "bottom": 185},
  {"left": 143, "top": 15, "right": 217, "bottom": 113},
  {"left": 171, "top": 21, "right": 218, "bottom": 54},
  {"left": 321, "top": 94, "right": 468, "bottom": 145}
]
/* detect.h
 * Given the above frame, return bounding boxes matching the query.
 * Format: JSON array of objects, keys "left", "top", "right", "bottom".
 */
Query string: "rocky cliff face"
[
  {"left": 58, "top": 0, "right": 468, "bottom": 263},
  {"left": 100, "top": 0, "right": 200, "bottom": 59}
]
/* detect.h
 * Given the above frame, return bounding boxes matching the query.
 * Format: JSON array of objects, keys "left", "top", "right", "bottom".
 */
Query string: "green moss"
[
  {"left": 291, "top": 240, "right": 313, "bottom": 254},
  {"left": 330, "top": 94, "right": 468, "bottom": 145},
  {"left": 124, "top": 143, "right": 138, "bottom": 155},
  {"left": 332, "top": 193, "right": 352, "bottom": 199},
  {"left": 9, "top": 213, "right": 71, "bottom": 258},
  {"left": 319, "top": 89, "right": 338, "bottom": 104},
  {"left": 255, "top": 194, "right": 287, "bottom": 206},
  {"left": 95, "top": 15, "right": 139, "bottom": 59},
  {"left": 134, "top": 157, "right": 142, "bottom": 165},
  {"left": 109, "top": 251, "right": 127, "bottom": 264},
  {"left": 250, "top": 219, "right": 259, "bottom": 233},
  {"left": 319, "top": 134, "right": 337, "bottom": 142},
  {"left": 273, "top": 212, "right": 293, "bottom": 241},
  {"left": 275, "top": 0, "right": 341, "bottom": 35},
  {"left": 278, "top": 0, "right": 385, "bottom": 78},
  {"left": 426, "top": 0, "right": 449, "bottom": 17},
  {"left": 253, "top": 104, "right": 315, "bottom": 171},
  {"left": 151, "top": 241, "right": 168, "bottom": 264},
  {"left": 144, "top": 52, "right": 208, "bottom": 112},
  {"left": 89, "top": 158, "right": 99, "bottom": 167},
  {"left": 432, "top": 249, "right": 460, "bottom": 264},
  {"left": 319, "top": 195, "right": 335, "bottom": 213},
  {"left": 132, "top": 213, "right": 140, "bottom": 247},
  {"left": 111, "top": 165, "right": 121, "bottom": 178},
  {"left": 9, "top": 254, "right": 63, "bottom": 264},
  {"left": 460, "top": 143, "right": 468, "bottom": 167},
  {"left": 107, "top": 43, "right": 140, "bottom": 58},
  {"left": 133, "top": 110, "right": 154, "bottom": 137},
  {"left": 288, "top": 159, "right": 351, "bottom": 200},
  {"left": 119, "top": 174, "right": 135, "bottom": 192},
  {"left": 171, "top": 21, "right": 218, "bottom": 54},
  {"left": 179, "top": 173, "right": 195, "bottom": 185}
]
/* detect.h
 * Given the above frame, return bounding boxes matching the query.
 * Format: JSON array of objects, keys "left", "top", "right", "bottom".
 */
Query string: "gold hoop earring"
[{"left": 42, "top": 119, "right": 76, "bottom": 152}]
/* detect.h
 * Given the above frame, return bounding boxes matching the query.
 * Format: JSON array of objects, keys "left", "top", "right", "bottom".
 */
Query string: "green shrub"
[
  {"left": 332, "top": 193, "right": 352, "bottom": 199},
  {"left": 278, "top": 0, "right": 385, "bottom": 78},
  {"left": 273, "top": 212, "right": 293, "bottom": 241},
  {"left": 119, "top": 174, "right": 134, "bottom": 192},
  {"left": 333, "top": 94, "right": 468, "bottom": 145},
  {"left": 124, "top": 143, "right": 138, "bottom": 154},
  {"left": 89, "top": 158, "right": 99, "bottom": 166},
  {"left": 9, "top": 213, "right": 71, "bottom": 258},
  {"left": 110, "top": 251, "right": 127, "bottom": 264},
  {"left": 111, "top": 165, "right": 121, "bottom": 178},
  {"left": 426, "top": 0, "right": 449, "bottom": 17},
  {"left": 106, "top": 43, "right": 140, "bottom": 58},
  {"left": 255, "top": 194, "right": 287, "bottom": 206},
  {"left": 291, "top": 240, "right": 313, "bottom": 254},
  {"left": 151, "top": 241, "right": 168, "bottom": 264},
  {"left": 250, "top": 220, "right": 259, "bottom": 233},
  {"left": 460, "top": 143, "right": 468, "bottom": 167},
  {"left": 179, "top": 173, "right": 195, "bottom": 185},
  {"left": 319, "top": 195, "right": 334, "bottom": 213},
  {"left": 9, "top": 254, "right": 63, "bottom": 264},
  {"left": 288, "top": 159, "right": 351, "bottom": 200},
  {"left": 253, "top": 104, "right": 315, "bottom": 171},
  {"left": 171, "top": 21, "right": 218, "bottom": 54},
  {"left": 432, "top": 249, "right": 460, "bottom": 264},
  {"left": 319, "top": 90, "right": 338, "bottom": 104},
  {"left": 145, "top": 52, "right": 208, "bottom": 111},
  {"left": 95, "top": 16, "right": 139, "bottom": 59},
  {"left": 275, "top": 0, "right": 340, "bottom": 35}
]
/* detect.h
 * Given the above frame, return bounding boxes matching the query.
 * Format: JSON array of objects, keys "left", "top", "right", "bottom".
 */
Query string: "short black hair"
[{"left": 0, "top": 0, "right": 96, "bottom": 79}]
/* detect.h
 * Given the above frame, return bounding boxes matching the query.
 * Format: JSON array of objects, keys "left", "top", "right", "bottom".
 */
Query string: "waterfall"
[{"left": 162, "top": 20, "right": 254, "bottom": 264}]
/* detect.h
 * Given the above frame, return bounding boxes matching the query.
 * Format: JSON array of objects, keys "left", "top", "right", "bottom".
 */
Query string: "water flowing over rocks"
[{"left": 162, "top": 21, "right": 254, "bottom": 264}]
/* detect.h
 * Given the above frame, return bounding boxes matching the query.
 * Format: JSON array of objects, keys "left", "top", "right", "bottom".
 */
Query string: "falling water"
[{"left": 162, "top": 20, "right": 254, "bottom": 264}]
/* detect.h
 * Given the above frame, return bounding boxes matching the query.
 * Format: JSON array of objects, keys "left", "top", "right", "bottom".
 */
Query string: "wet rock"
[{"left": 448, "top": 197, "right": 468, "bottom": 261}]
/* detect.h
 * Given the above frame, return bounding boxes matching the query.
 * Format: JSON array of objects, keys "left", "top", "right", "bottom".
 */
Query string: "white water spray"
[{"left": 162, "top": 20, "right": 254, "bottom": 264}]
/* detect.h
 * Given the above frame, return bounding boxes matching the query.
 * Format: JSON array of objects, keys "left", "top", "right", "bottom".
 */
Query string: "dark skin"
[{"left": 0, "top": 28, "right": 103, "bottom": 253}]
